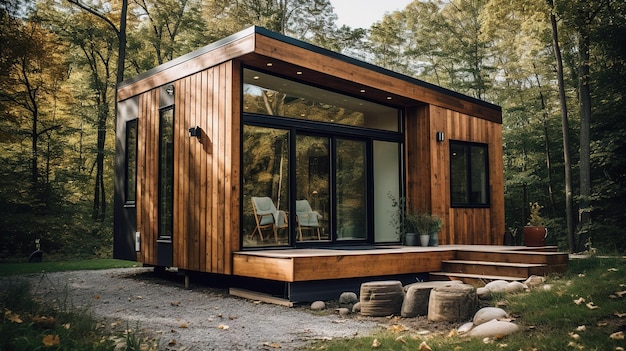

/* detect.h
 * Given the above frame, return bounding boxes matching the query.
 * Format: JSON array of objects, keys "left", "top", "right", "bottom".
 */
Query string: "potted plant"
[
  {"left": 523, "top": 202, "right": 547, "bottom": 247},
  {"left": 414, "top": 212, "right": 443, "bottom": 246},
  {"left": 389, "top": 193, "right": 443, "bottom": 246}
]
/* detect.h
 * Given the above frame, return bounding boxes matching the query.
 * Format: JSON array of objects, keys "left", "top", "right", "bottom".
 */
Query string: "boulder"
[
  {"left": 457, "top": 322, "right": 474, "bottom": 334},
  {"left": 524, "top": 275, "right": 546, "bottom": 288},
  {"left": 472, "top": 307, "right": 509, "bottom": 326},
  {"left": 310, "top": 301, "right": 326, "bottom": 310},
  {"left": 484, "top": 280, "right": 509, "bottom": 293},
  {"left": 467, "top": 319, "right": 519, "bottom": 338},
  {"left": 339, "top": 292, "right": 358, "bottom": 305},
  {"left": 505, "top": 281, "right": 527, "bottom": 293},
  {"left": 352, "top": 302, "right": 361, "bottom": 313},
  {"left": 476, "top": 287, "right": 492, "bottom": 300}
]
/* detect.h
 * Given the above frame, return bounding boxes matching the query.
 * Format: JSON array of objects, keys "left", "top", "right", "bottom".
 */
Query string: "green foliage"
[
  {"left": 0, "top": 259, "right": 139, "bottom": 276},
  {"left": 307, "top": 257, "right": 626, "bottom": 351}
]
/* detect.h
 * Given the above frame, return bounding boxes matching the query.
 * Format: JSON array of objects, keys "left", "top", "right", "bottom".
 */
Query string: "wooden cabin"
[{"left": 113, "top": 26, "right": 520, "bottom": 302}]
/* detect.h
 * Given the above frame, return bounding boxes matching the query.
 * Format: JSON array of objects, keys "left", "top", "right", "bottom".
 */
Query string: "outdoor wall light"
[
  {"left": 188, "top": 126, "right": 201, "bottom": 139},
  {"left": 436, "top": 131, "right": 445, "bottom": 142},
  {"left": 165, "top": 85, "right": 174, "bottom": 95}
]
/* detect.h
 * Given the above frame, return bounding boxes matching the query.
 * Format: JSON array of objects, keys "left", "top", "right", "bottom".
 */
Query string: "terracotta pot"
[{"left": 523, "top": 226, "right": 547, "bottom": 247}]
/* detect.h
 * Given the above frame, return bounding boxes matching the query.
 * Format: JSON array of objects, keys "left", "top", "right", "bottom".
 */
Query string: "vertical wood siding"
[
  {"left": 407, "top": 105, "right": 504, "bottom": 245},
  {"left": 136, "top": 62, "right": 240, "bottom": 274}
]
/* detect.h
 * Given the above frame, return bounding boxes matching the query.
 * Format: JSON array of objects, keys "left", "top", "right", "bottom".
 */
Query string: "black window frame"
[
  {"left": 449, "top": 140, "right": 490, "bottom": 208},
  {"left": 124, "top": 118, "right": 138, "bottom": 204}
]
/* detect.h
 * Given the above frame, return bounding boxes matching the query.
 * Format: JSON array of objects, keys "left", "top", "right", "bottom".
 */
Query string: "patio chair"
[
  {"left": 250, "top": 197, "right": 288, "bottom": 242},
  {"left": 296, "top": 199, "right": 322, "bottom": 240}
]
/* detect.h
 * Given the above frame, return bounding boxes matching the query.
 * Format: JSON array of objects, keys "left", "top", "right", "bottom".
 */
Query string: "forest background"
[{"left": 1, "top": 0, "right": 625, "bottom": 260}]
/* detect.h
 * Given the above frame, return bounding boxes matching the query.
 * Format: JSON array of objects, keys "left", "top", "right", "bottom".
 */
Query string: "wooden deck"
[
  {"left": 230, "top": 245, "right": 568, "bottom": 303},
  {"left": 233, "top": 245, "right": 568, "bottom": 282}
]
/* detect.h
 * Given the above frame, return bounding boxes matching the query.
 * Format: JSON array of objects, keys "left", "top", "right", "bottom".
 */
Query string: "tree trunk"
[
  {"left": 577, "top": 30, "right": 592, "bottom": 251},
  {"left": 547, "top": 0, "right": 576, "bottom": 252}
]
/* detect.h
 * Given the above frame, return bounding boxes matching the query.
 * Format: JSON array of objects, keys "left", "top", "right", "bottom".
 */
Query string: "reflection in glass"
[
  {"left": 450, "top": 141, "right": 489, "bottom": 206},
  {"left": 125, "top": 119, "right": 138, "bottom": 203},
  {"left": 243, "top": 69, "right": 399, "bottom": 131},
  {"left": 158, "top": 109, "right": 174, "bottom": 241},
  {"left": 336, "top": 139, "right": 367, "bottom": 240},
  {"left": 373, "top": 141, "right": 401, "bottom": 242},
  {"left": 296, "top": 135, "right": 330, "bottom": 241},
  {"left": 243, "top": 125, "right": 290, "bottom": 247}
]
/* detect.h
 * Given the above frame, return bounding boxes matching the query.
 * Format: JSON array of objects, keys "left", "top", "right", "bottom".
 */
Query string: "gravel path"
[{"left": 12, "top": 268, "right": 383, "bottom": 351}]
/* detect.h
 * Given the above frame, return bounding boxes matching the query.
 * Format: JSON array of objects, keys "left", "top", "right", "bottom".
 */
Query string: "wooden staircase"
[{"left": 430, "top": 246, "right": 569, "bottom": 283}]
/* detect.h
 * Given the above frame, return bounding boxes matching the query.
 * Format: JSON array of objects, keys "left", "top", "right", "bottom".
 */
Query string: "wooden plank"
[
  {"left": 229, "top": 288, "right": 294, "bottom": 307},
  {"left": 232, "top": 254, "right": 294, "bottom": 281}
]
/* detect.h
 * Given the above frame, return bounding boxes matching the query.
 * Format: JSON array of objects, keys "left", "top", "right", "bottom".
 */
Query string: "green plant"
[
  {"left": 388, "top": 193, "right": 442, "bottom": 238},
  {"left": 527, "top": 202, "right": 545, "bottom": 226}
]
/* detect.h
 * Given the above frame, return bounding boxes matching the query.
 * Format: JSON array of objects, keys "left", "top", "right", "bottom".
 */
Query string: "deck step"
[
  {"left": 429, "top": 271, "right": 527, "bottom": 284},
  {"left": 442, "top": 259, "right": 548, "bottom": 277}
]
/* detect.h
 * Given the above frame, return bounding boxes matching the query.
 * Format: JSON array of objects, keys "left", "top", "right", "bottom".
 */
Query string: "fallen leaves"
[
  {"left": 586, "top": 302, "right": 599, "bottom": 310},
  {"left": 573, "top": 297, "right": 586, "bottom": 305},
  {"left": 419, "top": 340, "right": 432, "bottom": 351},
  {"left": 262, "top": 341, "right": 281, "bottom": 348},
  {"left": 610, "top": 331, "right": 625, "bottom": 340},
  {"left": 42, "top": 334, "right": 60, "bottom": 347},
  {"left": 371, "top": 338, "right": 381, "bottom": 348},
  {"left": 4, "top": 310, "right": 23, "bottom": 324},
  {"left": 217, "top": 324, "right": 229, "bottom": 330}
]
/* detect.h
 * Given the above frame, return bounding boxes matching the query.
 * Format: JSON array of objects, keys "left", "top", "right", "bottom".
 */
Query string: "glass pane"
[
  {"left": 336, "top": 139, "right": 367, "bottom": 240},
  {"left": 158, "top": 109, "right": 174, "bottom": 240},
  {"left": 471, "top": 145, "right": 488, "bottom": 204},
  {"left": 373, "top": 141, "right": 401, "bottom": 242},
  {"left": 125, "top": 119, "right": 137, "bottom": 203},
  {"left": 243, "top": 126, "right": 290, "bottom": 247},
  {"left": 450, "top": 143, "right": 468, "bottom": 204},
  {"left": 243, "top": 69, "right": 399, "bottom": 131},
  {"left": 296, "top": 135, "right": 330, "bottom": 241}
]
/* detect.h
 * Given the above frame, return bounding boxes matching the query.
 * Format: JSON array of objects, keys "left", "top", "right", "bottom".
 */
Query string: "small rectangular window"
[
  {"left": 125, "top": 119, "right": 138, "bottom": 203},
  {"left": 450, "top": 141, "right": 489, "bottom": 207}
]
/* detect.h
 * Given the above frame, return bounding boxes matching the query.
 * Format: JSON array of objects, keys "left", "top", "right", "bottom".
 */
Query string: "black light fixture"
[
  {"left": 188, "top": 126, "right": 201, "bottom": 138},
  {"left": 436, "top": 131, "right": 445, "bottom": 142}
]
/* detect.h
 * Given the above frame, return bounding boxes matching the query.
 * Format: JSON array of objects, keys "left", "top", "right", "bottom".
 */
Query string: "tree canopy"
[{"left": 1, "top": 0, "right": 624, "bottom": 259}]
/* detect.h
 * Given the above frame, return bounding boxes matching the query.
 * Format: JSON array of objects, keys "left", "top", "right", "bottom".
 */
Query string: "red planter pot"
[{"left": 523, "top": 226, "right": 547, "bottom": 247}]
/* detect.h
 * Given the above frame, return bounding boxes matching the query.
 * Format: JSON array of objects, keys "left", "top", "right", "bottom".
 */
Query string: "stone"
[
  {"left": 457, "top": 322, "right": 474, "bottom": 334},
  {"left": 336, "top": 307, "right": 350, "bottom": 316},
  {"left": 505, "top": 281, "right": 527, "bottom": 293},
  {"left": 428, "top": 284, "right": 477, "bottom": 322},
  {"left": 476, "top": 287, "right": 492, "bottom": 300},
  {"left": 339, "top": 292, "right": 358, "bottom": 305},
  {"left": 484, "top": 280, "right": 509, "bottom": 293},
  {"left": 352, "top": 302, "right": 361, "bottom": 313},
  {"left": 525, "top": 275, "right": 546, "bottom": 288},
  {"left": 473, "top": 307, "right": 509, "bottom": 326},
  {"left": 467, "top": 319, "right": 519, "bottom": 338},
  {"left": 310, "top": 301, "right": 326, "bottom": 310}
]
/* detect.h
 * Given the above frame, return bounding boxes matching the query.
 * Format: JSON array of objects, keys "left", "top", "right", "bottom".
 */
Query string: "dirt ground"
[{"left": 10, "top": 267, "right": 457, "bottom": 351}]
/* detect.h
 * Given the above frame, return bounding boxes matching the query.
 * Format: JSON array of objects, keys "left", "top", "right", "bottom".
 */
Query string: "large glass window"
[
  {"left": 125, "top": 119, "right": 138, "bottom": 203},
  {"left": 158, "top": 108, "right": 174, "bottom": 241},
  {"left": 243, "top": 69, "right": 399, "bottom": 132},
  {"left": 450, "top": 141, "right": 489, "bottom": 207},
  {"left": 242, "top": 69, "right": 403, "bottom": 248},
  {"left": 243, "top": 126, "right": 290, "bottom": 247}
]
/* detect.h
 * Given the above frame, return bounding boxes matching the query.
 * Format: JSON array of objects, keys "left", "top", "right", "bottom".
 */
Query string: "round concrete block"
[{"left": 428, "top": 284, "right": 477, "bottom": 322}]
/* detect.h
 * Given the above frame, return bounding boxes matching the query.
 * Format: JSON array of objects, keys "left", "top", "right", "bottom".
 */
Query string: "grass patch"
[
  {"left": 0, "top": 259, "right": 140, "bottom": 277},
  {"left": 305, "top": 256, "right": 626, "bottom": 351},
  {"left": 0, "top": 278, "right": 158, "bottom": 351}
]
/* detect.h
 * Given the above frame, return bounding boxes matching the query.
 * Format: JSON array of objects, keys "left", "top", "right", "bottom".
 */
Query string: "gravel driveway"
[{"left": 15, "top": 267, "right": 382, "bottom": 351}]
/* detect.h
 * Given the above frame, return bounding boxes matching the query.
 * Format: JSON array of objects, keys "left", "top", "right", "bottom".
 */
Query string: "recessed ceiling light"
[
  {"left": 387, "top": 96, "right": 392, "bottom": 100},
  {"left": 253, "top": 76, "right": 260, "bottom": 80},
  {"left": 266, "top": 62, "right": 273, "bottom": 67},
  {"left": 296, "top": 71, "right": 303, "bottom": 75},
  {"left": 360, "top": 89, "right": 366, "bottom": 93}
]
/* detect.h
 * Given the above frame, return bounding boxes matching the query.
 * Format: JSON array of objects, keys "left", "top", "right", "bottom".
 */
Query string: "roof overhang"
[{"left": 118, "top": 26, "right": 501, "bottom": 123}]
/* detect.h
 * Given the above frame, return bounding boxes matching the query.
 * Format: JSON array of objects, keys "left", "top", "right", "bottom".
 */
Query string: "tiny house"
[{"left": 114, "top": 26, "right": 506, "bottom": 300}]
